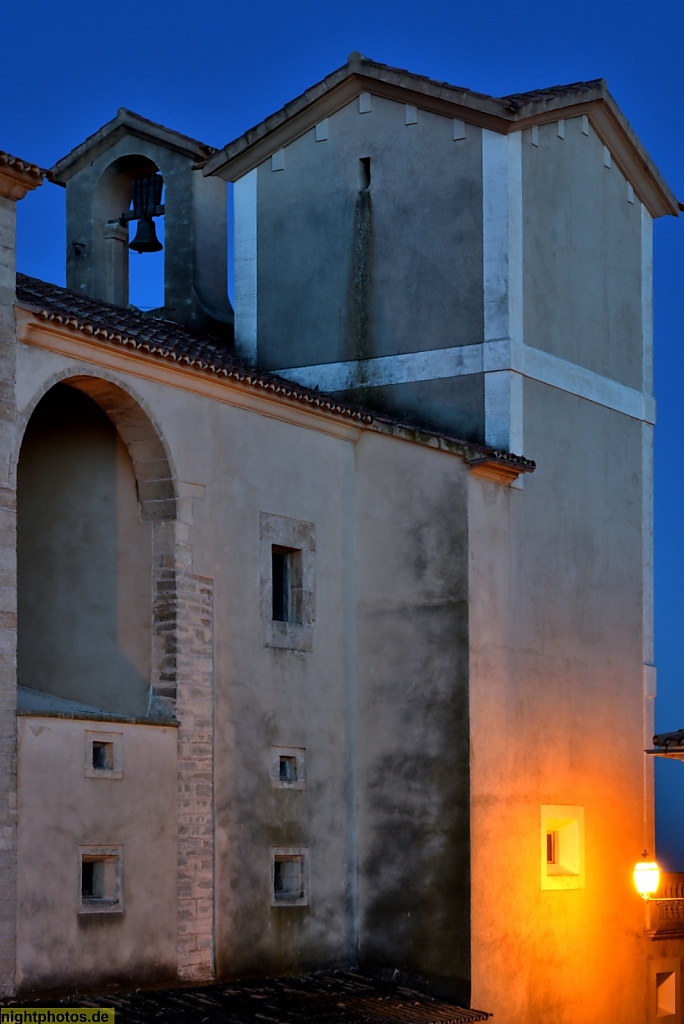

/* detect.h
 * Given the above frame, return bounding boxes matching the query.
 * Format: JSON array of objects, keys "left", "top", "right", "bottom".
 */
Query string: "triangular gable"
[
  {"left": 52, "top": 109, "right": 217, "bottom": 185},
  {"left": 204, "top": 52, "right": 678, "bottom": 218}
]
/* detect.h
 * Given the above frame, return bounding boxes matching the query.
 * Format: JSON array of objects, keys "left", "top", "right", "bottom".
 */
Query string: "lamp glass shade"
[{"left": 633, "top": 860, "right": 660, "bottom": 898}]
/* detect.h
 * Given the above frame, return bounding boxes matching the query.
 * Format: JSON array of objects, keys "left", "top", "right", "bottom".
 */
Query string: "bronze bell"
[{"left": 129, "top": 216, "right": 163, "bottom": 254}]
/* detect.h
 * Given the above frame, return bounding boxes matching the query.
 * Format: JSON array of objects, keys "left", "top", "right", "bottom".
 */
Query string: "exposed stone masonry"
[
  {"left": 175, "top": 569, "right": 214, "bottom": 980},
  {"left": 0, "top": 195, "right": 19, "bottom": 997}
]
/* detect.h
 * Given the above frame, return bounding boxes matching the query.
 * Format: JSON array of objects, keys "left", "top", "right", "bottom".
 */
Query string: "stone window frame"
[
  {"left": 259, "top": 513, "right": 315, "bottom": 651},
  {"left": 79, "top": 845, "right": 124, "bottom": 914},
  {"left": 84, "top": 729, "right": 124, "bottom": 779},
  {"left": 270, "top": 745, "right": 306, "bottom": 790},
  {"left": 271, "top": 847, "right": 308, "bottom": 907}
]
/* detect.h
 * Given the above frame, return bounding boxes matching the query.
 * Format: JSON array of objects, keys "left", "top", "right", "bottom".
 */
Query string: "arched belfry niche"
[
  {"left": 17, "top": 375, "right": 180, "bottom": 719},
  {"left": 51, "top": 108, "right": 233, "bottom": 338},
  {"left": 93, "top": 153, "right": 165, "bottom": 311}
]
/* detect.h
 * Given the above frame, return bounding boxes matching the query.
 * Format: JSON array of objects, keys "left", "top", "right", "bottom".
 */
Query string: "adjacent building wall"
[{"left": 16, "top": 716, "right": 178, "bottom": 993}]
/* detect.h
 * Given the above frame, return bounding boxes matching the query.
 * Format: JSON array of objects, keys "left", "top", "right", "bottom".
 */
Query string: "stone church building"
[{"left": 0, "top": 54, "right": 681, "bottom": 1024}]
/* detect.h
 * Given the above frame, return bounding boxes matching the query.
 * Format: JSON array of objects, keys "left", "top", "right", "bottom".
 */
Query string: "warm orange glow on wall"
[{"left": 633, "top": 859, "right": 660, "bottom": 900}]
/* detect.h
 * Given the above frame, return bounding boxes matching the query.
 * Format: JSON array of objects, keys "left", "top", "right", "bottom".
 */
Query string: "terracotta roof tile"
[
  {"left": 15, "top": 274, "right": 535, "bottom": 476},
  {"left": 0, "top": 151, "right": 51, "bottom": 182},
  {"left": 0, "top": 969, "right": 491, "bottom": 1022}
]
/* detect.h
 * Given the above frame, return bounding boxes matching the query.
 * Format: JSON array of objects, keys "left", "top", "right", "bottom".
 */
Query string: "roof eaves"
[
  {"left": 205, "top": 57, "right": 678, "bottom": 218},
  {"left": 0, "top": 151, "right": 50, "bottom": 200},
  {"left": 16, "top": 276, "right": 535, "bottom": 482},
  {"left": 499, "top": 81, "right": 677, "bottom": 217},
  {"left": 204, "top": 55, "right": 510, "bottom": 180}
]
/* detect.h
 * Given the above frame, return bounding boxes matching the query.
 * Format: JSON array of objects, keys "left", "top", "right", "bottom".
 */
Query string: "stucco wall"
[
  {"left": 16, "top": 716, "right": 178, "bottom": 993},
  {"left": 468, "top": 381, "right": 651, "bottom": 1023},
  {"left": 355, "top": 431, "right": 471, "bottom": 1001},
  {"left": 254, "top": 97, "right": 483, "bottom": 372},
  {"left": 522, "top": 116, "right": 643, "bottom": 389}
]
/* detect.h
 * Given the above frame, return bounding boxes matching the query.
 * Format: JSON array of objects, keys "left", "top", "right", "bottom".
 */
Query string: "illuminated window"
[
  {"left": 650, "top": 959, "right": 681, "bottom": 1023},
  {"left": 540, "top": 805, "right": 585, "bottom": 890},
  {"left": 656, "top": 972, "right": 676, "bottom": 1018}
]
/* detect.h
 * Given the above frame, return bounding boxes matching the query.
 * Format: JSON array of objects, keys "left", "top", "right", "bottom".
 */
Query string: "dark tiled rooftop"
[
  {"left": 2, "top": 970, "right": 490, "bottom": 1023},
  {"left": 501, "top": 80, "right": 605, "bottom": 112},
  {"left": 16, "top": 274, "right": 536, "bottom": 474},
  {"left": 16, "top": 274, "right": 374, "bottom": 424},
  {"left": 653, "top": 729, "right": 684, "bottom": 749}
]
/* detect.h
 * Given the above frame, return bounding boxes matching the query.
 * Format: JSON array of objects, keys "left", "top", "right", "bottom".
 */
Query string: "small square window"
[
  {"left": 79, "top": 846, "right": 123, "bottom": 913},
  {"left": 85, "top": 730, "right": 123, "bottom": 779},
  {"left": 92, "top": 741, "right": 113, "bottom": 771},
  {"left": 272, "top": 848, "right": 308, "bottom": 906},
  {"left": 271, "top": 746, "right": 306, "bottom": 790}
]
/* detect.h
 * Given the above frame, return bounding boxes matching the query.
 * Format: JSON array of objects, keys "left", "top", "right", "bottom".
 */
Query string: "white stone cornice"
[{"left": 274, "top": 338, "right": 656, "bottom": 425}]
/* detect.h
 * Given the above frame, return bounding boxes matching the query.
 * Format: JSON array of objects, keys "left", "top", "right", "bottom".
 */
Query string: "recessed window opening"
[
  {"left": 272, "top": 547, "right": 290, "bottom": 621},
  {"left": 274, "top": 856, "right": 304, "bottom": 900},
  {"left": 92, "top": 741, "right": 113, "bottom": 771},
  {"left": 359, "top": 157, "right": 371, "bottom": 191},
  {"left": 80, "top": 849, "right": 122, "bottom": 912},
  {"left": 271, "top": 746, "right": 306, "bottom": 789},
  {"left": 279, "top": 755, "right": 297, "bottom": 782},
  {"left": 272, "top": 546, "right": 302, "bottom": 623},
  {"left": 656, "top": 971, "right": 676, "bottom": 1017},
  {"left": 81, "top": 859, "right": 103, "bottom": 900},
  {"left": 540, "top": 805, "right": 585, "bottom": 890}
]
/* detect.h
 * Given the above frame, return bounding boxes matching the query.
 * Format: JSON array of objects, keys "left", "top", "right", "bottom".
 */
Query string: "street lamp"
[{"left": 633, "top": 856, "right": 660, "bottom": 900}]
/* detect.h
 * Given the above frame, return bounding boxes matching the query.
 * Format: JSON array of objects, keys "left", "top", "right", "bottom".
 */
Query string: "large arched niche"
[{"left": 16, "top": 374, "right": 178, "bottom": 718}]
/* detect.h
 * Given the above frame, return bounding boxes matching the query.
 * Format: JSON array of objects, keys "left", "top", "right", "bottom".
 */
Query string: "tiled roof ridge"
[
  {"left": 115, "top": 107, "right": 218, "bottom": 156},
  {"left": 15, "top": 274, "right": 535, "bottom": 472},
  {"left": 52, "top": 109, "right": 217, "bottom": 181},
  {"left": 0, "top": 151, "right": 51, "bottom": 182},
  {"left": 501, "top": 78, "right": 605, "bottom": 111},
  {"left": 349, "top": 53, "right": 605, "bottom": 110},
  {"left": 208, "top": 55, "right": 608, "bottom": 174},
  {"left": 347, "top": 51, "right": 495, "bottom": 103}
]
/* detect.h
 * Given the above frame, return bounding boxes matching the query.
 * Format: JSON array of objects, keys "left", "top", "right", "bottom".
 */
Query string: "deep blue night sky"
[{"left": 3, "top": 0, "right": 684, "bottom": 863}]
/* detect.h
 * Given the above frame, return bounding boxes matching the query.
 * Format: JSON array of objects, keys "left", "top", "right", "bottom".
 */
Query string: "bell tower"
[{"left": 52, "top": 109, "right": 233, "bottom": 339}]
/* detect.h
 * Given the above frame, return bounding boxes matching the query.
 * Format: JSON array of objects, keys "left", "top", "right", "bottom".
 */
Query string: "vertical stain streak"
[{"left": 350, "top": 190, "right": 374, "bottom": 387}]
